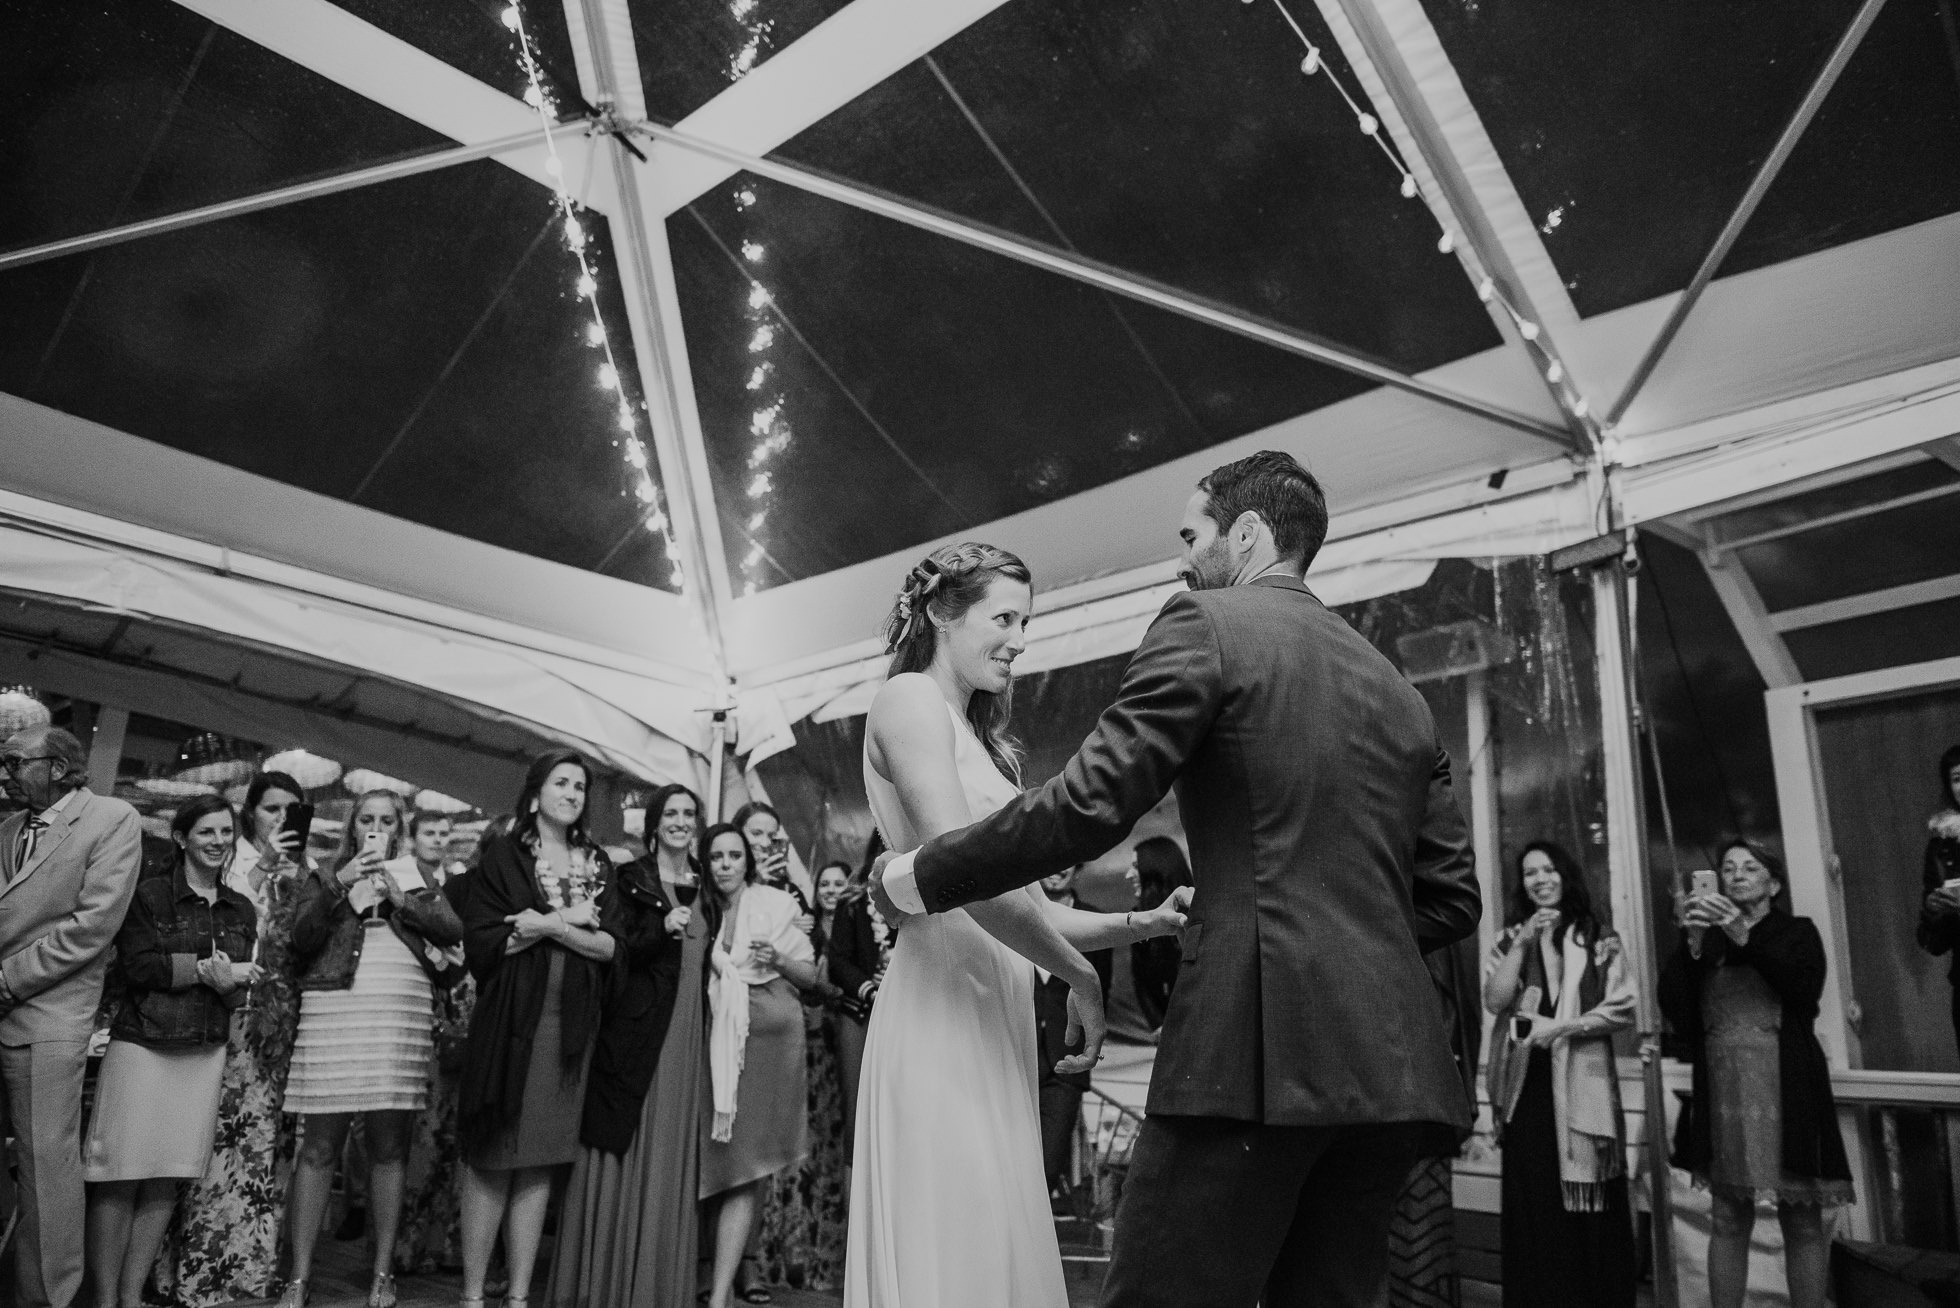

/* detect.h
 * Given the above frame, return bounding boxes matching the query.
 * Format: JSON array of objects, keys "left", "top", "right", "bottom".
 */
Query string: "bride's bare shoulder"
[{"left": 869, "top": 672, "right": 944, "bottom": 726}]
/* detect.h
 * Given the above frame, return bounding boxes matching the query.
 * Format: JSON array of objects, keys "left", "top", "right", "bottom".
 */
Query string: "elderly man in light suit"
[{"left": 0, "top": 726, "right": 143, "bottom": 1308}]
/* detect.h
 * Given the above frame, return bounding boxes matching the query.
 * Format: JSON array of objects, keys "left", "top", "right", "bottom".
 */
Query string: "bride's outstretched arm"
[
  {"left": 1047, "top": 887, "right": 1192, "bottom": 951},
  {"left": 870, "top": 674, "right": 1107, "bottom": 1072}
]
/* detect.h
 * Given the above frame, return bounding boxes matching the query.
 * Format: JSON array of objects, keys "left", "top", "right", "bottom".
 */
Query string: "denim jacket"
[
  {"left": 291, "top": 862, "right": 464, "bottom": 990},
  {"left": 110, "top": 863, "right": 259, "bottom": 1049}
]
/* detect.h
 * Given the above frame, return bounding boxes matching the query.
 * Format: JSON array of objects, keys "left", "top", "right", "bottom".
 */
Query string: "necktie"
[{"left": 10, "top": 815, "right": 48, "bottom": 881}]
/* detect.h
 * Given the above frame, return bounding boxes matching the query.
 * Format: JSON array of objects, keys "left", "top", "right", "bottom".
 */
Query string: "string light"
[
  {"left": 505, "top": 2, "right": 683, "bottom": 588},
  {"left": 1251, "top": 0, "right": 1594, "bottom": 434}
]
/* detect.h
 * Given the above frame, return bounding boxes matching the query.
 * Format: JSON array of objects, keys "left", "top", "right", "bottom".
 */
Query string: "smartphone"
[
  {"left": 280, "top": 802, "right": 315, "bottom": 852},
  {"left": 1945, "top": 878, "right": 1960, "bottom": 893},
  {"left": 1689, "top": 869, "right": 1720, "bottom": 900},
  {"left": 362, "top": 829, "right": 388, "bottom": 859}
]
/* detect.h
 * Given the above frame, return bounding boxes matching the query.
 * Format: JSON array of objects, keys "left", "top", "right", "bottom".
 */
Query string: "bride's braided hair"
[{"left": 883, "top": 542, "right": 1030, "bottom": 786}]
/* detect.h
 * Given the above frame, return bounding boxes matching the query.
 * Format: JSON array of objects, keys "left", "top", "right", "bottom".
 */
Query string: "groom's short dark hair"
[{"left": 1197, "top": 451, "right": 1327, "bottom": 569}]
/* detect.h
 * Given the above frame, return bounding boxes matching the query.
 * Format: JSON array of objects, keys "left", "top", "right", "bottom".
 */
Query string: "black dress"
[
  {"left": 1499, "top": 987, "right": 1636, "bottom": 1308},
  {"left": 1916, "top": 817, "right": 1960, "bottom": 1055}
]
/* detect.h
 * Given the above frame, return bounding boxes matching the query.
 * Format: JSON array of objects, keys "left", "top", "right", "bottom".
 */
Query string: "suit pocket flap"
[{"left": 1181, "top": 922, "right": 1202, "bottom": 963}]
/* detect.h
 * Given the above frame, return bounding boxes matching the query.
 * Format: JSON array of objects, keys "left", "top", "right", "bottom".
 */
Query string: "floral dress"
[
  {"left": 756, "top": 970, "right": 853, "bottom": 1289},
  {"left": 394, "top": 965, "right": 475, "bottom": 1272},
  {"left": 153, "top": 849, "right": 305, "bottom": 1307}
]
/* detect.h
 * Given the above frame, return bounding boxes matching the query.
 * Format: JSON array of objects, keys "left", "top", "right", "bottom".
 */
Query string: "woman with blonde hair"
[{"left": 279, "top": 788, "right": 464, "bottom": 1308}]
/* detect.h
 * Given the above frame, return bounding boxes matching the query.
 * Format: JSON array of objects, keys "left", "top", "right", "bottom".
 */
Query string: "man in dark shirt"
[{"left": 1033, "top": 864, "right": 1113, "bottom": 1202}]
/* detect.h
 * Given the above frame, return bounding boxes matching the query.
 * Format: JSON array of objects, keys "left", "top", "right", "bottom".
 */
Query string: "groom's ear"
[{"left": 1232, "top": 510, "right": 1265, "bottom": 549}]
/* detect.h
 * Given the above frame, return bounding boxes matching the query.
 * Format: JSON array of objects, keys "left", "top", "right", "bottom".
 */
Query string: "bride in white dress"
[{"left": 845, "top": 543, "right": 1192, "bottom": 1308}]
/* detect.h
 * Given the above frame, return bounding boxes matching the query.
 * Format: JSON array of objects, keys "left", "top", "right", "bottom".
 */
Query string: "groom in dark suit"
[{"left": 877, "top": 451, "right": 1480, "bottom": 1308}]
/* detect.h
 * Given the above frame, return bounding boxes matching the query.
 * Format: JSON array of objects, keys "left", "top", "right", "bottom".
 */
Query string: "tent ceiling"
[{"left": 3, "top": 0, "right": 1958, "bottom": 732}]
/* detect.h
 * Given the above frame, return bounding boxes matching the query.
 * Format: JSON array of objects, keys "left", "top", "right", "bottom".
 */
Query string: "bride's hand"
[
  {"left": 1055, "top": 973, "right": 1107, "bottom": 1077},
  {"left": 868, "top": 852, "right": 914, "bottom": 932},
  {"left": 1142, "top": 886, "right": 1193, "bottom": 937}
]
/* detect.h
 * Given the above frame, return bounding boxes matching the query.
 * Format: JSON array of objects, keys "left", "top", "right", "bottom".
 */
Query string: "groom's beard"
[{"left": 1183, "top": 540, "right": 1237, "bottom": 591}]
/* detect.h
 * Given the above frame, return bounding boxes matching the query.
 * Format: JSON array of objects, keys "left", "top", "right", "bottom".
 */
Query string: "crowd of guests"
[{"left": 0, "top": 711, "right": 1183, "bottom": 1308}]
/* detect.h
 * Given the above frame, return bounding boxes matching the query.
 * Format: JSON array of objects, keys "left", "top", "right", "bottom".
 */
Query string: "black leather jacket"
[
  {"left": 291, "top": 862, "right": 464, "bottom": 990},
  {"left": 110, "top": 864, "right": 258, "bottom": 1048}
]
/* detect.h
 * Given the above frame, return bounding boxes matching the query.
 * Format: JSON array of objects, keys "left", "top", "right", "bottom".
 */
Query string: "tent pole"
[
  {"left": 0, "top": 129, "right": 563, "bottom": 274},
  {"left": 706, "top": 708, "right": 729, "bottom": 825},
  {"left": 1589, "top": 467, "right": 1679, "bottom": 1308}
]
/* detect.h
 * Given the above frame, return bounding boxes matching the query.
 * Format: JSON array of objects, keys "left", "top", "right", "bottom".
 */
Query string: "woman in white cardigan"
[
  {"left": 698, "top": 822, "right": 820, "bottom": 1308},
  {"left": 1484, "top": 841, "right": 1637, "bottom": 1308}
]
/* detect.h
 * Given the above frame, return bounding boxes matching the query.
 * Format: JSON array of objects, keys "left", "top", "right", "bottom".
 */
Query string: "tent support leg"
[{"left": 1591, "top": 481, "right": 1679, "bottom": 1308}]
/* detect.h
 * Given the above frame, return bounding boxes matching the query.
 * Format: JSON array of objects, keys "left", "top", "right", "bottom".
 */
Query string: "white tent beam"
[
  {"left": 1928, "top": 437, "right": 1960, "bottom": 475},
  {"left": 170, "top": 0, "right": 613, "bottom": 210},
  {"left": 1770, "top": 574, "right": 1960, "bottom": 634},
  {"left": 1314, "top": 0, "right": 1592, "bottom": 451},
  {"left": 571, "top": 0, "right": 736, "bottom": 669},
  {"left": 1606, "top": 0, "right": 1891, "bottom": 426},
  {"left": 1698, "top": 547, "right": 1803, "bottom": 688},
  {"left": 641, "top": 0, "right": 1017, "bottom": 216},
  {"left": 0, "top": 128, "right": 561, "bottom": 274},
  {"left": 634, "top": 121, "right": 1573, "bottom": 446}
]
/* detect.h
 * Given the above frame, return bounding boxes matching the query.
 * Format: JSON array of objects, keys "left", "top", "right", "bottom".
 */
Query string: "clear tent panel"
[
  {"left": 1732, "top": 493, "right": 1960, "bottom": 612},
  {"left": 1784, "top": 596, "right": 1960, "bottom": 683},
  {"left": 1419, "top": 0, "right": 1866, "bottom": 317},
  {"left": 0, "top": 158, "right": 680, "bottom": 592},
  {"left": 1716, "top": 0, "right": 1960, "bottom": 279},
  {"left": 671, "top": 170, "right": 1397, "bottom": 593},
  {"left": 768, "top": 0, "right": 1505, "bottom": 371},
  {"left": 2, "top": 0, "right": 449, "bottom": 256}
]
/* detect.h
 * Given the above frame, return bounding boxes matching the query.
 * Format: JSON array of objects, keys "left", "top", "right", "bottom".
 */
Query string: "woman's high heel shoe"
[
  {"left": 275, "top": 1280, "right": 308, "bottom": 1308},
  {"left": 367, "top": 1272, "right": 398, "bottom": 1308}
]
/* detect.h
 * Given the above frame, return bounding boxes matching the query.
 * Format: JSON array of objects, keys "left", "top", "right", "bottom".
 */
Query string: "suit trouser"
[
  {"left": 1101, "top": 1115, "right": 1424, "bottom": 1308},
  {"left": 1038, "top": 1078, "right": 1086, "bottom": 1189},
  {"left": 0, "top": 1040, "right": 88, "bottom": 1308}
]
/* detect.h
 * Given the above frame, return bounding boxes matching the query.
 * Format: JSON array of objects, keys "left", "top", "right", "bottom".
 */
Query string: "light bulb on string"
[
  {"left": 1517, "top": 319, "right": 1540, "bottom": 342},
  {"left": 577, "top": 273, "right": 597, "bottom": 298},
  {"left": 1357, "top": 113, "right": 1378, "bottom": 136},
  {"left": 1400, "top": 174, "right": 1417, "bottom": 199},
  {"left": 1300, "top": 48, "right": 1321, "bottom": 75},
  {"left": 544, "top": 156, "right": 562, "bottom": 179},
  {"left": 502, "top": 5, "right": 520, "bottom": 30},
  {"left": 564, "top": 217, "right": 585, "bottom": 249},
  {"left": 617, "top": 409, "right": 636, "bottom": 433},
  {"left": 1437, "top": 231, "right": 1455, "bottom": 254},
  {"left": 585, "top": 322, "right": 605, "bottom": 347},
  {"left": 1545, "top": 360, "right": 1564, "bottom": 384},
  {"left": 597, "top": 363, "right": 618, "bottom": 390},
  {"left": 1571, "top": 396, "right": 1590, "bottom": 418},
  {"left": 523, "top": 84, "right": 543, "bottom": 108},
  {"left": 1476, "top": 277, "right": 1495, "bottom": 303}
]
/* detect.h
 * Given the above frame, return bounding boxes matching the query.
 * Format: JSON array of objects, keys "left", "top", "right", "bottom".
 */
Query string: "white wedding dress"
[{"left": 843, "top": 701, "right": 1069, "bottom": 1308}]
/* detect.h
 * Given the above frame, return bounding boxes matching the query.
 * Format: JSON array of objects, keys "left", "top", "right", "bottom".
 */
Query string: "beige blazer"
[{"left": 0, "top": 788, "right": 144, "bottom": 1045}]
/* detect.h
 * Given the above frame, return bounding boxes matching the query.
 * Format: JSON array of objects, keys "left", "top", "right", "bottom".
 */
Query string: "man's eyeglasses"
[{"left": 0, "top": 755, "right": 57, "bottom": 774}]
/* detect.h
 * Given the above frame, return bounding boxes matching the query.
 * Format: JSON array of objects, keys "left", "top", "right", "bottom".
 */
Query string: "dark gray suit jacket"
[{"left": 912, "top": 574, "right": 1478, "bottom": 1128}]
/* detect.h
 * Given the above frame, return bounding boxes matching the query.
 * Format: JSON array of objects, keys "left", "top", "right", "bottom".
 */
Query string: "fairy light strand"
[
  {"left": 503, "top": 3, "right": 686, "bottom": 587},
  {"left": 1255, "top": 0, "right": 1597, "bottom": 434}
]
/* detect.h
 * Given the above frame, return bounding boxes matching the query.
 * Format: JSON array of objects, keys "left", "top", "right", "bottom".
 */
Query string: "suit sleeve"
[
  {"left": 1411, "top": 748, "right": 1480, "bottom": 952},
  {"left": 914, "top": 593, "right": 1226, "bottom": 913},
  {"left": 0, "top": 800, "right": 144, "bottom": 1005},
  {"left": 826, "top": 903, "right": 875, "bottom": 997}
]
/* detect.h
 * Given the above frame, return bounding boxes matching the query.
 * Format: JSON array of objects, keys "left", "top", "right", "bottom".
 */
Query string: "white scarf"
[{"left": 708, "top": 888, "right": 759, "bottom": 1142}]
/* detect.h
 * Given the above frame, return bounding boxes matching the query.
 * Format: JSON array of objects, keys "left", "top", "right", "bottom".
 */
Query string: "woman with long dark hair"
[
  {"left": 1661, "top": 838, "right": 1853, "bottom": 1308},
  {"left": 547, "top": 782, "right": 709, "bottom": 1308},
  {"left": 1129, "top": 837, "right": 1193, "bottom": 1030},
  {"left": 281, "top": 789, "right": 463, "bottom": 1308},
  {"left": 700, "top": 822, "right": 823, "bottom": 1308},
  {"left": 155, "top": 771, "right": 310, "bottom": 1306},
  {"left": 844, "top": 543, "right": 1190, "bottom": 1308},
  {"left": 1915, "top": 744, "right": 1960, "bottom": 1054},
  {"left": 1481, "top": 841, "right": 1635, "bottom": 1307},
  {"left": 85, "top": 795, "right": 260, "bottom": 1308},
  {"left": 457, "top": 752, "right": 617, "bottom": 1308}
]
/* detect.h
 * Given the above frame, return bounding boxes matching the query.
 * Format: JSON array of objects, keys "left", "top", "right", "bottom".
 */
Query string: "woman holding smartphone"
[
  {"left": 1661, "top": 839, "right": 1853, "bottom": 1308},
  {"left": 155, "top": 771, "right": 312, "bottom": 1306},
  {"left": 86, "top": 795, "right": 261, "bottom": 1308},
  {"left": 1482, "top": 842, "right": 1636, "bottom": 1308},
  {"left": 279, "top": 789, "right": 464, "bottom": 1308},
  {"left": 735, "top": 801, "right": 813, "bottom": 935}
]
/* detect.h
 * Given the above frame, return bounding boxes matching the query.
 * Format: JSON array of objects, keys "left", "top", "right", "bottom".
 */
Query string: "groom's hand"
[{"left": 868, "top": 852, "right": 914, "bottom": 932}]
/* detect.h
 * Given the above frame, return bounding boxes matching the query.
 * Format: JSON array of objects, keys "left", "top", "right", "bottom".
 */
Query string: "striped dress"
[{"left": 284, "top": 916, "right": 433, "bottom": 1115}]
